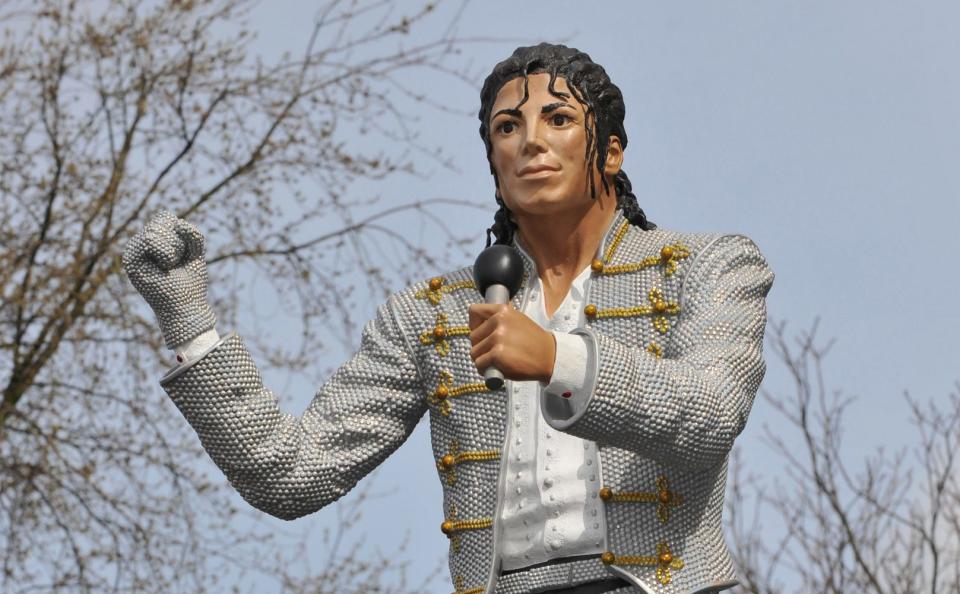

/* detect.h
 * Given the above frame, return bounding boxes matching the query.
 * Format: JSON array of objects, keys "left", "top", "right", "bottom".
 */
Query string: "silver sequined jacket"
[{"left": 160, "top": 212, "right": 774, "bottom": 594}]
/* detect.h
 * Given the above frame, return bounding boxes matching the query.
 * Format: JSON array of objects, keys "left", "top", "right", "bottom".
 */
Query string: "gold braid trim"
[
  {"left": 428, "top": 372, "right": 491, "bottom": 416},
  {"left": 458, "top": 450, "right": 500, "bottom": 463},
  {"left": 601, "top": 543, "right": 684, "bottom": 585},
  {"left": 447, "top": 518, "right": 493, "bottom": 532},
  {"left": 416, "top": 277, "right": 477, "bottom": 305},
  {"left": 453, "top": 576, "right": 484, "bottom": 594},
  {"left": 607, "top": 491, "right": 657, "bottom": 503},
  {"left": 585, "top": 288, "right": 680, "bottom": 335},
  {"left": 442, "top": 504, "right": 493, "bottom": 552},
  {"left": 599, "top": 476, "right": 684, "bottom": 523},
  {"left": 596, "top": 220, "right": 690, "bottom": 277},
  {"left": 602, "top": 220, "right": 632, "bottom": 263},
  {"left": 437, "top": 439, "right": 501, "bottom": 485},
  {"left": 419, "top": 313, "right": 471, "bottom": 357}
]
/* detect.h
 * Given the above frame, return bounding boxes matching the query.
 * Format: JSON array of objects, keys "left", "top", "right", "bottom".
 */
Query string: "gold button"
[
  {"left": 659, "top": 551, "right": 673, "bottom": 565},
  {"left": 658, "top": 490, "right": 672, "bottom": 504},
  {"left": 654, "top": 300, "right": 667, "bottom": 313},
  {"left": 441, "top": 520, "right": 454, "bottom": 535},
  {"left": 601, "top": 551, "right": 616, "bottom": 565},
  {"left": 599, "top": 487, "right": 612, "bottom": 501},
  {"left": 591, "top": 259, "right": 604, "bottom": 273},
  {"left": 440, "top": 454, "right": 455, "bottom": 469},
  {"left": 433, "top": 326, "right": 447, "bottom": 339},
  {"left": 429, "top": 277, "right": 443, "bottom": 291},
  {"left": 660, "top": 246, "right": 674, "bottom": 261},
  {"left": 436, "top": 385, "right": 449, "bottom": 399},
  {"left": 584, "top": 304, "right": 598, "bottom": 318}
]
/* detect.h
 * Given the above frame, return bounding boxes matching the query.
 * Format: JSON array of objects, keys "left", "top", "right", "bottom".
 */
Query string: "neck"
[{"left": 513, "top": 192, "right": 620, "bottom": 283}]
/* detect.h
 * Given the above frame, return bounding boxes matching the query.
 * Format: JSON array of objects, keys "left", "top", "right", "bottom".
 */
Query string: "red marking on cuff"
[
  {"left": 176, "top": 354, "right": 184, "bottom": 363},
  {"left": 561, "top": 391, "right": 572, "bottom": 399}
]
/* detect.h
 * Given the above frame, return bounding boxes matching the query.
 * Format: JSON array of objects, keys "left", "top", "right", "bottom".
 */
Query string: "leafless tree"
[
  {"left": 725, "top": 321, "right": 960, "bottom": 594},
  {"left": 0, "top": 0, "right": 482, "bottom": 591}
]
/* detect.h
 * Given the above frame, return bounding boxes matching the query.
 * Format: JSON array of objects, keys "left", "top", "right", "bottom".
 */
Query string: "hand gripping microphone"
[{"left": 473, "top": 245, "right": 524, "bottom": 390}]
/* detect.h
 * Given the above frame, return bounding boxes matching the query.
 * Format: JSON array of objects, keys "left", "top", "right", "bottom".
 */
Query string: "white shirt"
[{"left": 498, "top": 264, "right": 604, "bottom": 571}]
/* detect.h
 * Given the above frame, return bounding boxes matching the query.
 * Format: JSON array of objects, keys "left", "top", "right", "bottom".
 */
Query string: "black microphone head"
[{"left": 473, "top": 245, "right": 524, "bottom": 298}]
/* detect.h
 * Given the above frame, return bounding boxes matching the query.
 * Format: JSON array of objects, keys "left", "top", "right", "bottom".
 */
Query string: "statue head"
[{"left": 478, "top": 43, "right": 654, "bottom": 245}]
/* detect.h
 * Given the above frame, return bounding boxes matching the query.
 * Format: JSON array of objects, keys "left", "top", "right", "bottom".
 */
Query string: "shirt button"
[
  {"left": 546, "top": 449, "right": 553, "bottom": 456},
  {"left": 586, "top": 459, "right": 593, "bottom": 466},
  {"left": 543, "top": 477, "right": 554, "bottom": 488}
]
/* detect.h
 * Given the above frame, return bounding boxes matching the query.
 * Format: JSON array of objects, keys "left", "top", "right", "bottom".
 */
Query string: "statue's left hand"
[{"left": 122, "top": 209, "right": 217, "bottom": 349}]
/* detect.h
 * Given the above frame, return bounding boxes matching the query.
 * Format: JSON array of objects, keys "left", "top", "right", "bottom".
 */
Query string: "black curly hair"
[{"left": 479, "top": 43, "right": 655, "bottom": 246}]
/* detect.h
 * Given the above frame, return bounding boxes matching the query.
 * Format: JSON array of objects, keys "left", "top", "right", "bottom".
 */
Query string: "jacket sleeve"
[
  {"left": 160, "top": 296, "right": 427, "bottom": 520},
  {"left": 540, "top": 234, "right": 774, "bottom": 470}
]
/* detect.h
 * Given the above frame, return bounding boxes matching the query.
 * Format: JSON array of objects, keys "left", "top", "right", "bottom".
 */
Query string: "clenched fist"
[
  {"left": 122, "top": 209, "right": 216, "bottom": 349},
  {"left": 468, "top": 303, "right": 556, "bottom": 384}
]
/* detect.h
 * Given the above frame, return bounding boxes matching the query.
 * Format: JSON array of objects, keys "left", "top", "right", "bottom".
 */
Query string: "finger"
[
  {"left": 174, "top": 218, "right": 205, "bottom": 263},
  {"left": 145, "top": 208, "right": 177, "bottom": 229},
  {"left": 469, "top": 327, "right": 500, "bottom": 364},
  {"left": 469, "top": 313, "right": 501, "bottom": 347},
  {"left": 472, "top": 341, "right": 504, "bottom": 376},
  {"left": 468, "top": 303, "right": 508, "bottom": 331},
  {"left": 142, "top": 223, "right": 185, "bottom": 272}
]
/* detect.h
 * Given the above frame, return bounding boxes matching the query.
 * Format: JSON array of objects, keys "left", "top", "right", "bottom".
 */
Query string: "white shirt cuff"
[
  {"left": 540, "top": 331, "right": 590, "bottom": 401},
  {"left": 173, "top": 328, "right": 220, "bottom": 363}
]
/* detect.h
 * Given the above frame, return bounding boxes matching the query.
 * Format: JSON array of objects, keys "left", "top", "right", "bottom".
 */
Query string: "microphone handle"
[{"left": 482, "top": 284, "right": 511, "bottom": 390}]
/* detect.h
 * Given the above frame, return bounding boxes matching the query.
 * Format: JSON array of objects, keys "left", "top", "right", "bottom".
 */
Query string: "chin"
[{"left": 505, "top": 191, "right": 588, "bottom": 219}]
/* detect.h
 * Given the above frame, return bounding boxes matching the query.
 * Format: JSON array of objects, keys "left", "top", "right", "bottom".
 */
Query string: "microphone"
[{"left": 473, "top": 245, "right": 524, "bottom": 390}]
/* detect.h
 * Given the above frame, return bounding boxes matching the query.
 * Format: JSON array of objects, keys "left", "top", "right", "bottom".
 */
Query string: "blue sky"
[{"left": 220, "top": 1, "right": 960, "bottom": 591}]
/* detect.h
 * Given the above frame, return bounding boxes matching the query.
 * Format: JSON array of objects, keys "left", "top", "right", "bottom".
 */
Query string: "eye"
[
  {"left": 551, "top": 113, "right": 570, "bottom": 126},
  {"left": 497, "top": 120, "right": 516, "bottom": 134}
]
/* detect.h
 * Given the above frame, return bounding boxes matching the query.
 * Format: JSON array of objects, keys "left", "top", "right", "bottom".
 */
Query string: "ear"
[{"left": 603, "top": 135, "right": 624, "bottom": 177}]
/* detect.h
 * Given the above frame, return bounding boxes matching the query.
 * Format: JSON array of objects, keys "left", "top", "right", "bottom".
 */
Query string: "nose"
[{"left": 521, "top": 119, "right": 547, "bottom": 155}]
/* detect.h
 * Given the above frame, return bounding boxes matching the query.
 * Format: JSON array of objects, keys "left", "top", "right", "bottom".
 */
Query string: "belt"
[
  {"left": 500, "top": 555, "right": 632, "bottom": 593},
  {"left": 539, "top": 577, "right": 632, "bottom": 593}
]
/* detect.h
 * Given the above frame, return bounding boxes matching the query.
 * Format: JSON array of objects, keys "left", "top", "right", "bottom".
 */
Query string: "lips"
[{"left": 517, "top": 164, "right": 559, "bottom": 177}]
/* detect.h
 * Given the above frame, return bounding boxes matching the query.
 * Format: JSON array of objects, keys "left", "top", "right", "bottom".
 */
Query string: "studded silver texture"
[
  {"left": 153, "top": 211, "right": 773, "bottom": 594},
  {"left": 122, "top": 209, "right": 217, "bottom": 349}
]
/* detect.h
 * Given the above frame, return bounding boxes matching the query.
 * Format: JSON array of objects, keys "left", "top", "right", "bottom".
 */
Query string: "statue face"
[{"left": 488, "top": 73, "right": 620, "bottom": 222}]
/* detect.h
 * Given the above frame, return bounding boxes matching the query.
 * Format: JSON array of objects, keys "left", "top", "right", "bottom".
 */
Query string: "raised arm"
[
  {"left": 123, "top": 211, "right": 427, "bottom": 520},
  {"left": 541, "top": 234, "right": 774, "bottom": 470}
]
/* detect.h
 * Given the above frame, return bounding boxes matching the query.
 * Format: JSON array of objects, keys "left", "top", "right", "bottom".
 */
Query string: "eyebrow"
[
  {"left": 492, "top": 107, "right": 522, "bottom": 120},
  {"left": 541, "top": 102, "right": 572, "bottom": 114}
]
